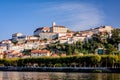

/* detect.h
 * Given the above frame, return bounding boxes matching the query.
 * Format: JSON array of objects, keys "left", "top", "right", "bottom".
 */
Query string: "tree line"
[{"left": 0, "top": 55, "right": 120, "bottom": 67}]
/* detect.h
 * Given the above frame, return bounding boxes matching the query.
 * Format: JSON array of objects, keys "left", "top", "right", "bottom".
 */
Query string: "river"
[{"left": 0, "top": 72, "right": 119, "bottom": 80}]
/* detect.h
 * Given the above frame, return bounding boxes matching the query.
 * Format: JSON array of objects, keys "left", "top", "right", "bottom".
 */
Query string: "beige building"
[
  {"left": 98, "top": 26, "right": 113, "bottom": 33},
  {"left": 51, "top": 26, "right": 68, "bottom": 33},
  {"left": 91, "top": 26, "right": 113, "bottom": 34},
  {"left": 0, "top": 53, "right": 3, "bottom": 59},
  {"left": 50, "top": 22, "right": 68, "bottom": 33}
]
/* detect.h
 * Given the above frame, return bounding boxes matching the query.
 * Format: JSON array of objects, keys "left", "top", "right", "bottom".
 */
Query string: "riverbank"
[{"left": 0, "top": 67, "right": 119, "bottom": 73}]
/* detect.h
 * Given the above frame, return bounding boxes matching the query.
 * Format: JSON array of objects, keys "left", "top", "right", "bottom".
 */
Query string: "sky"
[{"left": 0, "top": 0, "right": 120, "bottom": 40}]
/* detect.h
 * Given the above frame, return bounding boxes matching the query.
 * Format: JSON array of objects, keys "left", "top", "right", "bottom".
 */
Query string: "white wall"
[{"left": 118, "top": 43, "right": 120, "bottom": 51}]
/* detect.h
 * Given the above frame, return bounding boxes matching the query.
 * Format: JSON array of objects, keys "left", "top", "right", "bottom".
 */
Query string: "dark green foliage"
[
  {"left": 0, "top": 55, "right": 119, "bottom": 67},
  {"left": 109, "top": 28, "right": 120, "bottom": 46},
  {"left": 22, "top": 49, "right": 31, "bottom": 55},
  {"left": 12, "top": 40, "right": 18, "bottom": 45}
]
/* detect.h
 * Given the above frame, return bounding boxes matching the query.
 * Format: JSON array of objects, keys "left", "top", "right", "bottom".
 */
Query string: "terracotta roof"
[
  {"left": 51, "top": 53, "right": 59, "bottom": 57},
  {"left": 66, "top": 33, "right": 72, "bottom": 37},
  {"left": 31, "top": 50, "right": 50, "bottom": 53},
  {"left": 34, "top": 27, "right": 50, "bottom": 32}
]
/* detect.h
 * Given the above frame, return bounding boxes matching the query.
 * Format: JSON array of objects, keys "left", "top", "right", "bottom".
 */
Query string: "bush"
[{"left": 54, "top": 63, "right": 62, "bottom": 67}]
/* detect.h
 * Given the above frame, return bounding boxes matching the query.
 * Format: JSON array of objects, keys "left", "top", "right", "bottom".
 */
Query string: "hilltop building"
[
  {"left": 34, "top": 22, "right": 68, "bottom": 40},
  {"left": 34, "top": 27, "right": 50, "bottom": 36},
  {"left": 50, "top": 22, "right": 68, "bottom": 33},
  {"left": 12, "top": 33, "right": 26, "bottom": 41},
  {"left": 91, "top": 26, "right": 113, "bottom": 34}
]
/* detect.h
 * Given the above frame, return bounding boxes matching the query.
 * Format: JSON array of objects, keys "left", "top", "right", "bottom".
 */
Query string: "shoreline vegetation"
[{"left": 0, "top": 54, "right": 120, "bottom": 73}]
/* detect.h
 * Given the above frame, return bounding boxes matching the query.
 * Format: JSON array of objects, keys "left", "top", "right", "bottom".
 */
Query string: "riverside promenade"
[{"left": 0, "top": 67, "right": 119, "bottom": 73}]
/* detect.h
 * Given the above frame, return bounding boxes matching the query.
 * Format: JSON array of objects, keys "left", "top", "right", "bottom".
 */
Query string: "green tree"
[
  {"left": 110, "top": 28, "right": 120, "bottom": 46},
  {"left": 22, "top": 49, "right": 31, "bottom": 55},
  {"left": 66, "top": 44, "right": 72, "bottom": 55},
  {"left": 67, "top": 30, "right": 71, "bottom": 33},
  {"left": 106, "top": 44, "right": 117, "bottom": 54},
  {"left": 107, "top": 55, "right": 118, "bottom": 67},
  {"left": 12, "top": 40, "right": 18, "bottom": 45}
]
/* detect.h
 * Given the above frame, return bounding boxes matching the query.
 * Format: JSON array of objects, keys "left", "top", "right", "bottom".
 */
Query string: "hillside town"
[{"left": 0, "top": 22, "right": 119, "bottom": 59}]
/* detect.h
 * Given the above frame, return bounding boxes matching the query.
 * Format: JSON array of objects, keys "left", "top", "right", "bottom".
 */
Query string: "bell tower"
[{"left": 52, "top": 22, "right": 56, "bottom": 27}]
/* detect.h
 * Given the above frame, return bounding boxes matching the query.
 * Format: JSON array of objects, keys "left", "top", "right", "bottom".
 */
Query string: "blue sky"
[{"left": 0, "top": 0, "right": 120, "bottom": 40}]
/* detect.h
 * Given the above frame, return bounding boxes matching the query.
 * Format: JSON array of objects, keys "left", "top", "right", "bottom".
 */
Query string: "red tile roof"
[
  {"left": 34, "top": 27, "right": 50, "bottom": 32},
  {"left": 31, "top": 50, "right": 50, "bottom": 53}
]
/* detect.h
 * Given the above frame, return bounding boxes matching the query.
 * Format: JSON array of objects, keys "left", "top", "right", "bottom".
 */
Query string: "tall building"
[
  {"left": 33, "top": 22, "right": 68, "bottom": 40},
  {"left": 50, "top": 22, "right": 68, "bottom": 33}
]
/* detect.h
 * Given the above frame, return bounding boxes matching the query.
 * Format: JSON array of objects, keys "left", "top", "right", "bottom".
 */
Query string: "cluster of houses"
[{"left": 0, "top": 22, "right": 114, "bottom": 59}]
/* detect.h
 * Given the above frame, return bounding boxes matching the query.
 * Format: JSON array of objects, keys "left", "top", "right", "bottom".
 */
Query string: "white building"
[
  {"left": 8, "top": 44, "right": 24, "bottom": 52},
  {"left": 0, "top": 45, "right": 7, "bottom": 53},
  {"left": 39, "top": 33, "right": 58, "bottom": 40},
  {"left": 31, "top": 50, "right": 51, "bottom": 57},
  {"left": 12, "top": 32, "right": 26, "bottom": 41},
  {"left": 34, "top": 27, "right": 50, "bottom": 36},
  {"left": 73, "top": 36, "right": 86, "bottom": 42},
  {"left": 25, "top": 36, "right": 38, "bottom": 40},
  {"left": 0, "top": 40, "right": 12, "bottom": 44}
]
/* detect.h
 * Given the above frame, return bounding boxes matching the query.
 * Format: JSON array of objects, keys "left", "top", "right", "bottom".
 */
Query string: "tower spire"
[{"left": 52, "top": 22, "right": 56, "bottom": 27}]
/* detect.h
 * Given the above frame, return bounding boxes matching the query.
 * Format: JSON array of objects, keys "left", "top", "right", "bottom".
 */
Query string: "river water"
[{"left": 0, "top": 72, "right": 119, "bottom": 80}]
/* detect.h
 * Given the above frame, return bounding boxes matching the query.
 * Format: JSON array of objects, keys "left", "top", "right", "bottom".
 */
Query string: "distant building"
[
  {"left": 25, "top": 36, "right": 38, "bottom": 41},
  {"left": 33, "top": 22, "right": 68, "bottom": 40},
  {"left": 0, "top": 53, "right": 3, "bottom": 59},
  {"left": 34, "top": 27, "right": 50, "bottom": 36},
  {"left": 73, "top": 36, "right": 86, "bottom": 42},
  {"left": 59, "top": 36, "right": 68, "bottom": 44},
  {"left": 12, "top": 32, "right": 26, "bottom": 41},
  {"left": 8, "top": 44, "right": 24, "bottom": 52},
  {"left": 4, "top": 50, "right": 22, "bottom": 58},
  {"left": 0, "top": 45, "right": 7, "bottom": 53},
  {"left": 91, "top": 26, "right": 113, "bottom": 34},
  {"left": 51, "top": 53, "right": 59, "bottom": 57},
  {"left": 0, "top": 40, "right": 12, "bottom": 44},
  {"left": 31, "top": 50, "right": 51, "bottom": 57},
  {"left": 39, "top": 33, "right": 58, "bottom": 40},
  {"left": 50, "top": 22, "right": 68, "bottom": 33}
]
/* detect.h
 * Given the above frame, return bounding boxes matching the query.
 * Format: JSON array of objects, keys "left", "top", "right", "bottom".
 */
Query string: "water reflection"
[{"left": 0, "top": 72, "right": 119, "bottom": 80}]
